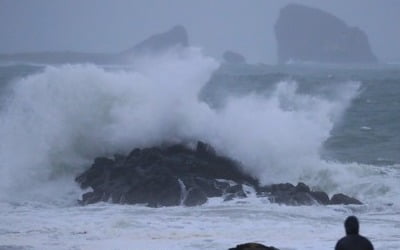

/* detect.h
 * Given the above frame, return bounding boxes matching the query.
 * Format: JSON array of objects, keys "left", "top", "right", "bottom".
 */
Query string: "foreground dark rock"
[
  {"left": 229, "top": 243, "right": 279, "bottom": 250},
  {"left": 275, "top": 4, "right": 377, "bottom": 64},
  {"left": 75, "top": 141, "right": 362, "bottom": 207},
  {"left": 76, "top": 141, "right": 254, "bottom": 207}
]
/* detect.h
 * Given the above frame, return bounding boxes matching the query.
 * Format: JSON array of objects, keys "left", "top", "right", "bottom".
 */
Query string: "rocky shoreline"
[{"left": 75, "top": 141, "right": 361, "bottom": 207}]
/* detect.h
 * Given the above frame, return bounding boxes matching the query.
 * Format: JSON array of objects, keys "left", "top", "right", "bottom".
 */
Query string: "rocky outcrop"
[
  {"left": 330, "top": 193, "right": 362, "bottom": 205},
  {"left": 75, "top": 141, "right": 255, "bottom": 207},
  {"left": 75, "top": 141, "right": 362, "bottom": 207},
  {"left": 229, "top": 243, "right": 279, "bottom": 250},
  {"left": 223, "top": 50, "right": 246, "bottom": 64},
  {"left": 275, "top": 4, "right": 377, "bottom": 64},
  {"left": 256, "top": 182, "right": 357, "bottom": 206},
  {"left": 121, "top": 25, "right": 189, "bottom": 57}
]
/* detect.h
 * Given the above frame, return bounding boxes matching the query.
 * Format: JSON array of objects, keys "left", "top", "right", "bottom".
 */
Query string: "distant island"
[
  {"left": 1, "top": 6, "right": 380, "bottom": 66},
  {"left": 120, "top": 25, "right": 188, "bottom": 57},
  {"left": 0, "top": 25, "right": 189, "bottom": 64},
  {"left": 275, "top": 4, "right": 377, "bottom": 64},
  {"left": 222, "top": 50, "right": 247, "bottom": 64}
]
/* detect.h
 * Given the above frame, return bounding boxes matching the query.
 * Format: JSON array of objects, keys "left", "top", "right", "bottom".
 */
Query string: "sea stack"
[
  {"left": 222, "top": 50, "right": 247, "bottom": 64},
  {"left": 275, "top": 4, "right": 377, "bottom": 64},
  {"left": 120, "top": 25, "right": 189, "bottom": 57}
]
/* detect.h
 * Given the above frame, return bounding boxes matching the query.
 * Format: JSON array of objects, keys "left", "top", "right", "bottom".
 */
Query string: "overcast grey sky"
[{"left": 1, "top": 0, "right": 399, "bottom": 63}]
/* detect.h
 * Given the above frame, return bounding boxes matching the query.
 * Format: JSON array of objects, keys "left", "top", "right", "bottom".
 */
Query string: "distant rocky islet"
[
  {"left": 1, "top": 3, "right": 378, "bottom": 65},
  {"left": 222, "top": 50, "right": 247, "bottom": 64},
  {"left": 275, "top": 4, "right": 377, "bottom": 64}
]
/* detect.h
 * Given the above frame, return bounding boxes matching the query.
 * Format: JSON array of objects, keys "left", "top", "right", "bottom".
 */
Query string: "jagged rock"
[
  {"left": 182, "top": 177, "right": 229, "bottom": 197},
  {"left": 330, "top": 193, "right": 362, "bottom": 205},
  {"left": 125, "top": 174, "right": 181, "bottom": 207},
  {"left": 258, "top": 183, "right": 362, "bottom": 206},
  {"left": 229, "top": 242, "right": 280, "bottom": 250},
  {"left": 80, "top": 191, "right": 106, "bottom": 205},
  {"left": 75, "top": 142, "right": 363, "bottom": 207},
  {"left": 257, "top": 182, "right": 332, "bottom": 205},
  {"left": 183, "top": 187, "right": 208, "bottom": 207},
  {"left": 295, "top": 182, "right": 310, "bottom": 192},
  {"left": 223, "top": 50, "right": 246, "bottom": 64},
  {"left": 258, "top": 183, "right": 295, "bottom": 193},
  {"left": 226, "top": 184, "right": 245, "bottom": 194},
  {"left": 224, "top": 184, "right": 247, "bottom": 201},
  {"left": 121, "top": 25, "right": 189, "bottom": 57},
  {"left": 76, "top": 141, "right": 255, "bottom": 207},
  {"left": 196, "top": 140, "right": 216, "bottom": 157},
  {"left": 270, "top": 191, "right": 315, "bottom": 206},
  {"left": 310, "top": 191, "right": 330, "bottom": 205},
  {"left": 275, "top": 4, "right": 377, "bottom": 64},
  {"left": 223, "top": 192, "right": 246, "bottom": 202}
]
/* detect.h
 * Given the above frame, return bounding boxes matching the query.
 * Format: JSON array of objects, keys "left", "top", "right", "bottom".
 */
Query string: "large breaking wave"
[{"left": 0, "top": 48, "right": 398, "bottom": 204}]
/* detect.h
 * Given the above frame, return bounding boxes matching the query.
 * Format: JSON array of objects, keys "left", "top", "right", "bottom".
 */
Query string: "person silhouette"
[{"left": 335, "top": 216, "right": 374, "bottom": 250}]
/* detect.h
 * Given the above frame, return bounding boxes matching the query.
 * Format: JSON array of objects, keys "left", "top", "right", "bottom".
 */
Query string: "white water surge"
[
  {"left": 0, "top": 199, "right": 399, "bottom": 250},
  {"left": 0, "top": 48, "right": 399, "bottom": 249}
]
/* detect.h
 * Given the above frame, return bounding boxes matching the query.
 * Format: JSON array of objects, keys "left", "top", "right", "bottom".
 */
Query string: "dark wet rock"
[
  {"left": 183, "top": 187, "right": 208, "bottom": 207},
  {"left": 79, "top": 191, "right": 108, "bottom": 205},
  {"left": 296, "top": 182, "right": 310, "bottom": 193},
  {"left": 229, "top": 242, "right": 280, "bottom": 250},
  {"left": 330, "top": 193, "right": 362, "bottom": 205},
  {"left": 275, "top": 4, "right": 377, "bottom": 64},
  {"left": 125, "top": 174, "right": 181, "bottom": 207},
  {"left": 224, "top": 184, "right": 247, "bottom": 201},
  {"left": 76, "top": 141, "right": 255, "bottom": 207},
  {"left": 310, "top": 191, "right": 330, "bottom": 205},
  {"left": 223, "top": 192, "right": 246, "bottom": 202},
  {"left": 223, "top": 50, "right": 246, "bottom": 64},
  {"left": 196, "top": 140, "right": 216, "bottom": 157},
  {"left": 257, "top": 182, "right": 342, "bottom": 206},
  {"left": 258, "top": 183, "right": 295, "bottom": 194},
  {"left": 269, "top": 191, "right": 315, "bottom": 206},
  {"left": 226, "top": 184, "right": 245, "bottom": 194},
  {"left": 182, "top": 177, "right": 228, "bottom": 197},
  {"left": 76, "top": 141, "right": 363, "bottom": 207}
]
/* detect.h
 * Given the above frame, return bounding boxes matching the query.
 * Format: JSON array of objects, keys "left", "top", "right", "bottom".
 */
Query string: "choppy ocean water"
[{"left": 0, "top": 49, "right": 399, "bottom": 249}]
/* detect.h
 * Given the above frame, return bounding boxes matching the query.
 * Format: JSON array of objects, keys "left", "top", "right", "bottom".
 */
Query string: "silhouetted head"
[{"left": 344, "top": 216, "right": 359, "bottom": 235}]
